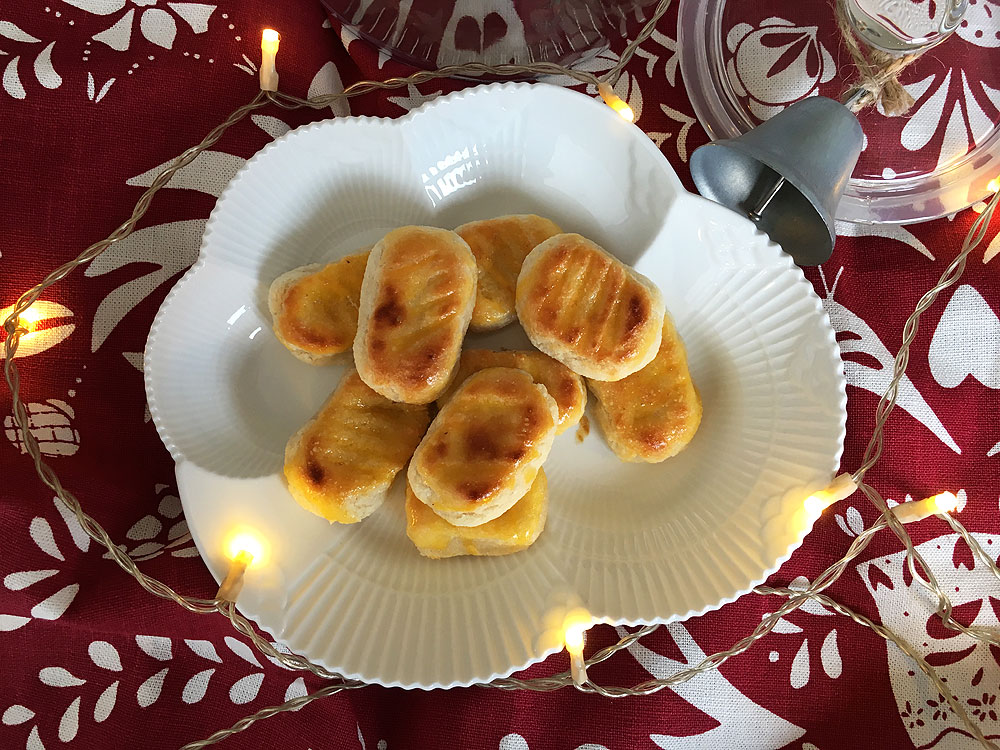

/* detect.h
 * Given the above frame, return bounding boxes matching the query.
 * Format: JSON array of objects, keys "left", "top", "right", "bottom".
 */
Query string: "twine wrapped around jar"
[{"left": 835, "top": 0, "right": 923, "bottom": 116}]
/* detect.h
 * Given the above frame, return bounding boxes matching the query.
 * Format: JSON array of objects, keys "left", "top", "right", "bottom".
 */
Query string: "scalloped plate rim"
[{"left": 147, "top": 82, "right": 847, "bottom": 689}]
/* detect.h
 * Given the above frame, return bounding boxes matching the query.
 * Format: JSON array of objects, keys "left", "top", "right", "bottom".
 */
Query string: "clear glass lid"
[
  {"left": 322, "top": 1, "right": 660, "bottom": 70},
  {"left": 678, "top": 0, "right": 1000, "bottom": 224}
]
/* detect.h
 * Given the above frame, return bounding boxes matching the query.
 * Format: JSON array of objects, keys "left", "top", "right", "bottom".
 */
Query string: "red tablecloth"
[{"left": 3, "top": 2, "right": 1000, "bottom": 749}]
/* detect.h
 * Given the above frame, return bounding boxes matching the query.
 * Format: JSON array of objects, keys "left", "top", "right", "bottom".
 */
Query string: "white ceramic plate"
[{"left": 145, "top": 83, "right": 846, "bottom": 689}]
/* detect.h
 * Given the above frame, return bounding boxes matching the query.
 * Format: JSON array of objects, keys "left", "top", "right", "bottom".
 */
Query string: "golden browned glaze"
[
  {"left": 575, "top": 414, "right": 590, "bottom": 443},
  {"left": 409, "top": 368, "right": 557, "bottom": 517},
  {"left": 355, "top": 226, "right": 477, "bottom": 403},
  {"left": 587, "top": 314, "right": 701, "bottom": 463},
  {"left": 437, "top": 349, "right": 586, "bottom": 434},
  {"left": 405, "top": 470, "right": 548, "bottom": 558},
  {"left": 515, "top": 233, "right": 665, "bottom": 381},
  {"left": 273, "top": 250, "right": 369, "bottom": 356},
  {"left": 284, "top": 370, "right": 430, "bottom": 522},
  {"left": 456, "top": 214, "right": 561, "bottom": 331}
]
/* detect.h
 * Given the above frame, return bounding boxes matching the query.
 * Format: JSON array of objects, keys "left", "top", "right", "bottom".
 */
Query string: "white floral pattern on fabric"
[
  {"left": 102, "top": 485, "right": 195, "bottom": 562},
  {"left": 5, "top": 634, "right": 317, "bottom": 742},
  {"left": 499, "top": 735, "right": 610, "bottom": 750},
  {"left": 649, "top": 103, "right": 697, "bottom": 162},
  {"left": 86, "top": 57, "right": 343, "bottom": 355},
  {"left": 5, "top": 400, "right": 80, "bottom": 457},
  {"left": 817, "top": 265, "right": 961, "bottom": 453},
  {"left": 957, "top": 0, "right": 1000, "bottom": 48},
  {"left": 0, "top": 21, "right": 61, "bottom": 100},
  {"left": 725, "top": 17, "right": 836, "bottom": 121},
  {"left": 308, "top": 60, "right": 350, "bottom": 117},
  {"left": 625, "top": 623, "right": 805, "bottom": 748},
  {"left": 895, "top": 68, "right": 1000, "bottom": 171},
  {"left": 835, "top": 504, "right": 867, "bottom": 538},
  {"left": 86, "top": 71, "right": 115, "bottom": 102},
  {"left": 2, "top": 0, "right": 1000, "bottom": 745},
  {"left": 860, "top": 529, "right": 1000, "bottom": 749},
  {"left": 834, "top": 219, "right": 934, "bottom": 260},
  {"left": 634, "top": 30, "right": 678, "bottom": 86},
  {"left": 2, "top": 497, "right": 87, "bottom": 631},
  {"left": 928, "top": 285, "right": 1000, "bottom": 391},
  {"left": 718, "top": 8, "right": 1000, "bottom": 181},
  {"left": 73, "top": 1, "right": 216, "bottom": 52},
  {"left": 3, "top": 3, "right": 233, "bottom": 103},
  {"left": 763, "top": 577, "right": 842, "bottom": 690},
  {"left": 386, "top": 83, "right": 444, "bottom": 111}
]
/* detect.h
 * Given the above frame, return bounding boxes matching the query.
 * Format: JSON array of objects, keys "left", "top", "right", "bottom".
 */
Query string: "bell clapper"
[
  {"left": 747, "top": 176, "right": 785, "bottom": 222},
  {"left": 744, "top": 91, "right": 865, "bottom": 227}
]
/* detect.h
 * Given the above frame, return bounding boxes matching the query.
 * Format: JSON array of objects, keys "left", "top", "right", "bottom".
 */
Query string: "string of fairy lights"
[{"left": 3, "top": 1, "right": 1000, "bottom": 747}]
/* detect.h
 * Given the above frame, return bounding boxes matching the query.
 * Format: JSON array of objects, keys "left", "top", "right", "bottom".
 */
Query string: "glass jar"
[{"left": 321, "top": 0, "right": 660, "bottom": 70}]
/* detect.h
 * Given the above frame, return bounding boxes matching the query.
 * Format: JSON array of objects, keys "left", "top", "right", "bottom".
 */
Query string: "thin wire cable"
[
  {"left": 603, "top": 0, "right": 675, "bottom": 85},
  {"left": 217, "top": 600, "right": 369, "bottom": 680},
  {"left": 758, "top": 585, "right": 998, "bottom": 750},
  {"left": 269, "top": 61, "right": 602, "bottom": 112},
  {"left": 2, "top": 91, "right": 269, "bottom": 617},
  {"left": 853, "top": 193, "right": 1000, "bottom": 482},
  {"left": 942, "top": 512, "right": 1000, "bottom": 588},
  {"left": 178, "top": 682, "right": 363, "bottom": 750},
  {"left": 587, "top": 625, "right": 659, "bottom": 667},
  {"left": 862, "top": 481, "right": 1000, "bottom": 647},
  {"left": 847, "top": 190, "right": 1000, "bottom": 650}
]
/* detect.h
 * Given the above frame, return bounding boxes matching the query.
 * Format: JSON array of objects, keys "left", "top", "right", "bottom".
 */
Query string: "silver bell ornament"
[{"left": 690, "top": 96, "right": 864, "bottom": 266}]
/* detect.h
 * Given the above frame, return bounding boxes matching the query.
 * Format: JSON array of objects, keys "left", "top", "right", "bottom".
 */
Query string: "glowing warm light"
[
  {"left": 803, "top": 495, "right": 826, "bottom": 518},
  {"left": 565, "top": 621, "right": 586, "bottom": 652},
  {"left": 227, "top": 529, "right": 267, "bottom": 567},
  {"left": 562, "top": 609, "right": 591, "bottom": 685},
  {"left": 259, "top": 29, "right": 280, "bottom": 92},
  {"left": 16, "top": 305, "right": 42, "bottom": 333},
  {"left": 1, "top": 302, "right": 43, "bottom": 335},
  {"left": 892, "top": 492, "right": 962, "bottom": 524},
  {"left": 610, "top": 99, "right": 635, "bottom": 122},
  {"left": 932, "top": 491, "right": 960, "bottom": 514},
  {"left": 803, "top": 473, "right": 858, "bottom": 521},
  {"left": 989, "top": 178, "right": 1000, "bottom": 194},
  {"left": 597, "top": 83, "right": 635, "bottom": 123},
  {"left": 1, "top": 300, "right": 78, "bottom": 360},
  {"left": 232, "top": 548, "right": 254, "bottom": 567},
  {"left": 563, "top": 609, "right": 591, "bottom": 648},
  {"left": 217, "top": 529, "right": 268, "bottom": 602}
]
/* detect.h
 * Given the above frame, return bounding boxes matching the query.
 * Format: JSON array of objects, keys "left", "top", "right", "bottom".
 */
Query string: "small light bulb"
[
  {"left": 259, "top": 29, "right": 280, "bottom": 92},
  {"left": 565, "top": 622, "right": 586, "bottom": 652},
  {"left": 610, "top": 100, "right": 635, "bottom": 122},
  {"left": 892, "top": 492, "right": 962, "bottom": 524},
  {"left": 232, "top": 548, "right": 254, "bottom": 567},
  {"left": 803, "top": 473, "right": 857, "bottom": 521},
  {"left": 17, "top": 305, "right": 42, "bottom": 334},
  {"left": 217, "top": 529, "right": 267, "bottom": 602},
  {"left": 597, "top": 83, "right": 635, "bottom": 123},
  {"left": 562, "top": 610, "right": 591, "bottom": 686},
  {"left": 226, "top": 530, "right": 266, "bottom": 567},
  {"left": 932, "top": 491, "right": 960, "bottom": 514},
  {"left": 803, "top": 495, "right": 825, "bottom": 518},
  {"left": 989, "top": 178, "right": 1000, "bottom": 194}
]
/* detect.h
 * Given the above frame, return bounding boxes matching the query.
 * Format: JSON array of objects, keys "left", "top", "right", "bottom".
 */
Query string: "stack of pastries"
[{"left": 270, "top": 215, "right": 701, "bottom": 559}]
